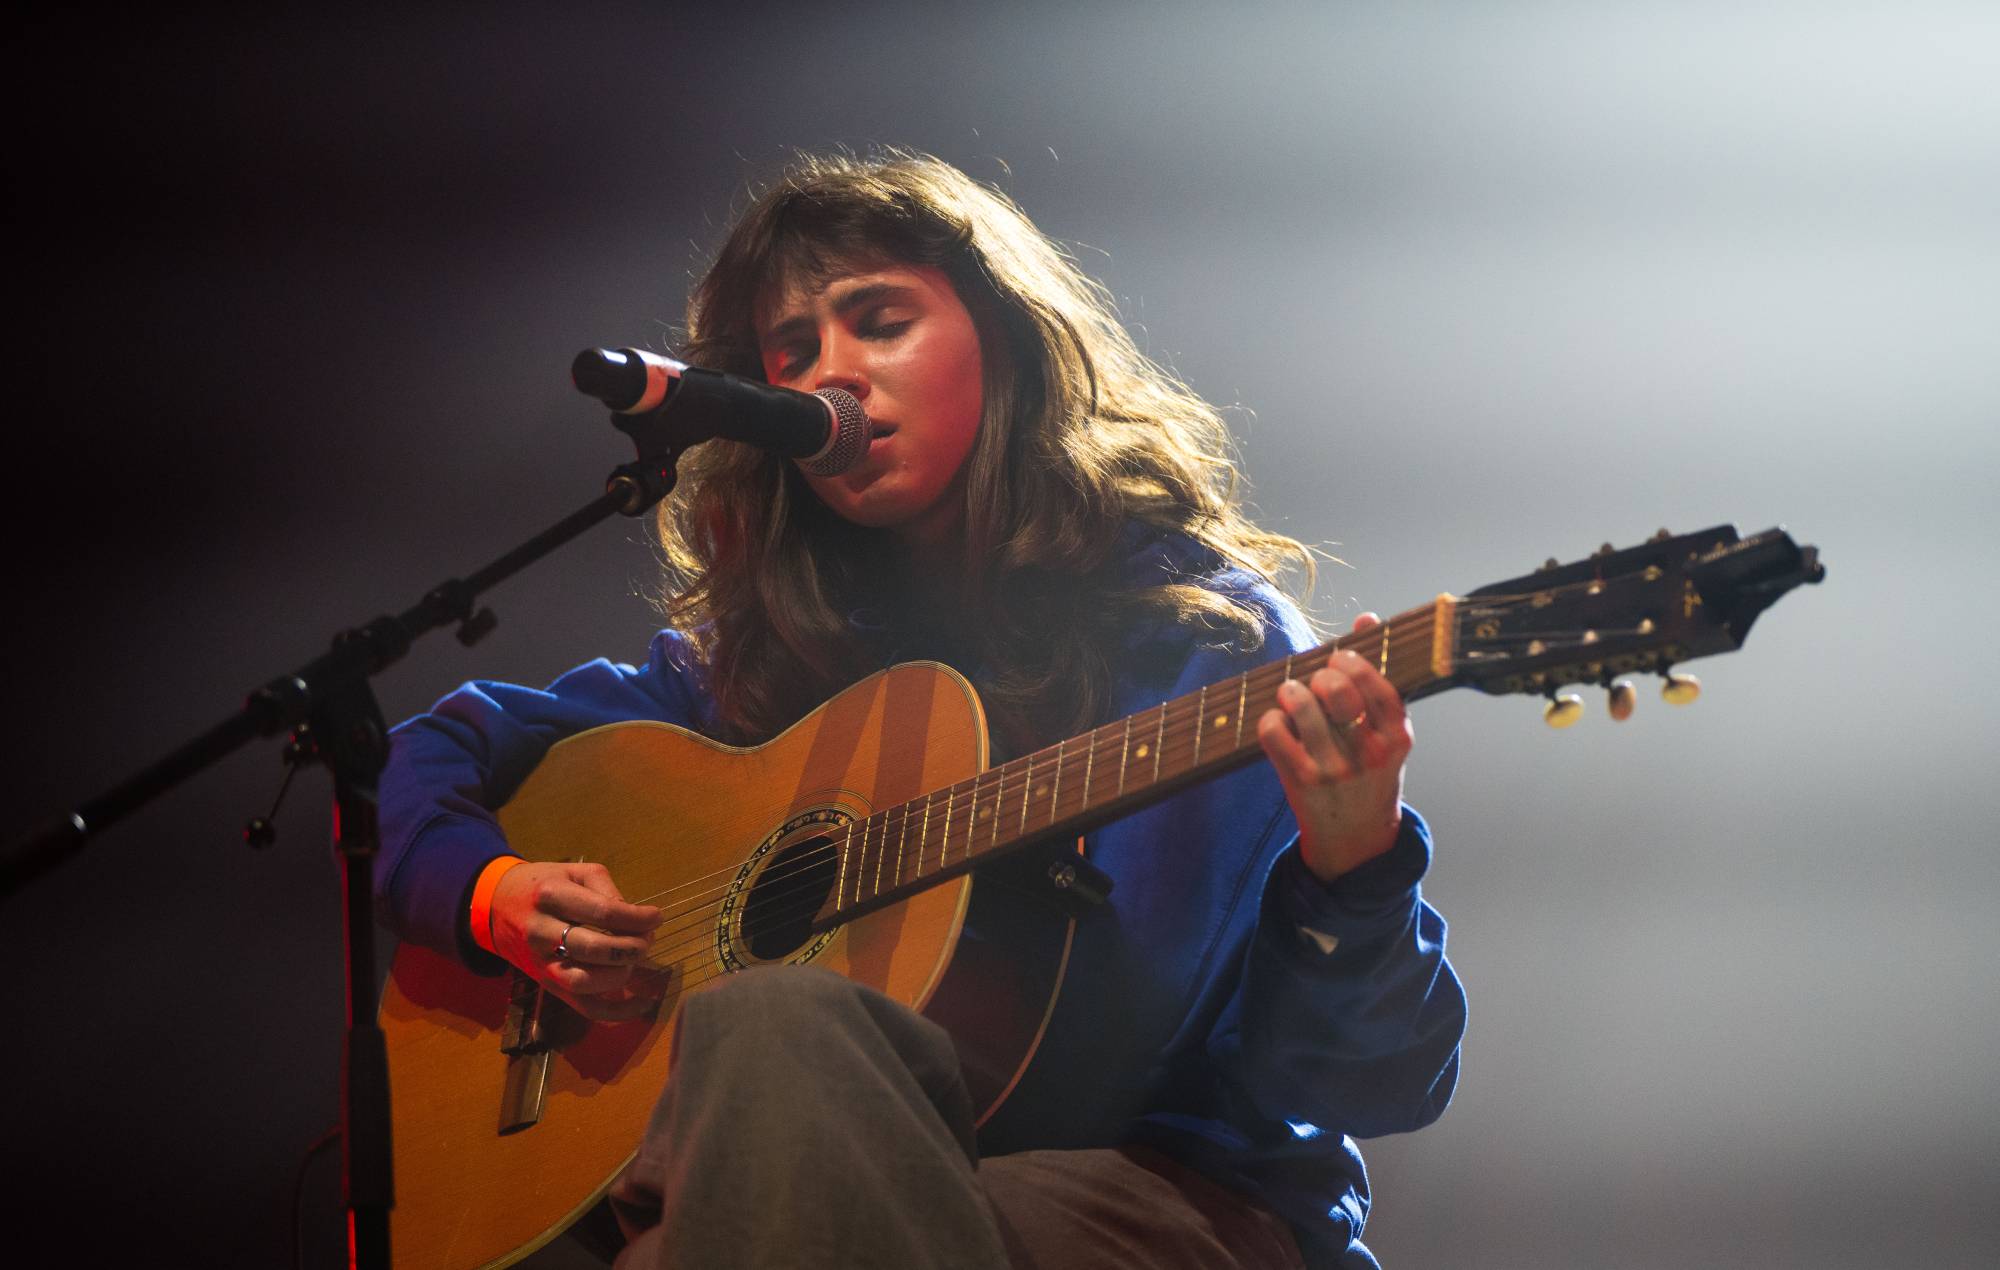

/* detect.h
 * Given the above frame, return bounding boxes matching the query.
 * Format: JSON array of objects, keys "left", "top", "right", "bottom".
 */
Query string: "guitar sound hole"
[{"left": 742, "top": 835, "right": 840, "bottom": 961}]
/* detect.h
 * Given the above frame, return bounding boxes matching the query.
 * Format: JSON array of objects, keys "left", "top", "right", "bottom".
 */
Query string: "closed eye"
[
  {"left": 768, "top": 342, "right": 816, "bottom": 380},
  {"left": 761, "top": 296, "right": 920, "bottom": 380}
]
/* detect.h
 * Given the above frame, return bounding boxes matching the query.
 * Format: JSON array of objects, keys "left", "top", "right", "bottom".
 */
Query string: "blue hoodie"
[{"left": 374, "top": 529, "right": 1465, "bottom": 1267}]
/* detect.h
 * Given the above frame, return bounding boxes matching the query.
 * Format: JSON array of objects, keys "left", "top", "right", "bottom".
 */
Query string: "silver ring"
[{"left": 555, "top": 924, "right": 573, "bottom": 960}]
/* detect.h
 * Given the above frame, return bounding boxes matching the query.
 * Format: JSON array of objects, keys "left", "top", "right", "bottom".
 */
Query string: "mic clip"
[{"left": 604, "top": 409, "right": 689, "bottom": 516}]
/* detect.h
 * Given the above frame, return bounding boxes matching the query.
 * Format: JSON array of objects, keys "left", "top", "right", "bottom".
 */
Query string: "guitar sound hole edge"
[{"left": 740, "top": 833, "right": 842, "bottom": 962}]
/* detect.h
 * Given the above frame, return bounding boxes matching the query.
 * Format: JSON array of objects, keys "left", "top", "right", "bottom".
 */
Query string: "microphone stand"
[{"left": 2, "top": 403, "right": 690, "bottom": 1269}]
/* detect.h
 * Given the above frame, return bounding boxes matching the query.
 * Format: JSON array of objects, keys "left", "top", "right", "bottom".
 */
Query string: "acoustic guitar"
[{"left": 379, "top": 524, "right": 1823, "bottom": 1269}]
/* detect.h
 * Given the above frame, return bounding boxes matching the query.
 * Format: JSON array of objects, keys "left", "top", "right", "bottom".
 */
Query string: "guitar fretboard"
[{"left": 816, "top": 596, "right": 1457, "bottom": 927}]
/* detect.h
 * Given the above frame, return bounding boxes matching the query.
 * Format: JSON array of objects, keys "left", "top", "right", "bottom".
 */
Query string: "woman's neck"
[
  {"left": 884, "top": 545, "right": 961, "bottom": 611},
  {"left": 888, "top": 502, "right": 967, "bottom": 596}
]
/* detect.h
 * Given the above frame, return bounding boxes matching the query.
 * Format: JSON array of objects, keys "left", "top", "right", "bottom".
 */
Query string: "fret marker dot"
[
  {"left": 1135, "top": 744, "right": 1150, "bottom": 759},
  {"left": 1214, "top": 714, "right": 1229, "bottom": 729}
]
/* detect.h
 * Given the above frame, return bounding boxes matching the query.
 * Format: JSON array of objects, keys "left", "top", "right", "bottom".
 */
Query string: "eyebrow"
[{"left": 759, "top": 281, "right": 917, "bottom": 348}]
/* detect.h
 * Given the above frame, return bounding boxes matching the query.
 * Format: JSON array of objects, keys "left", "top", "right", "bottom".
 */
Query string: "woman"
[{"left": 376, "top": 152, "right": 1465, "bottom": 1269}]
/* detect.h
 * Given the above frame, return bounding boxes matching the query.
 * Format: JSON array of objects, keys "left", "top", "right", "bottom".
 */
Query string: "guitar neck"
[{"left": 814, "top": 596, "right": 1459, "bottom": 929}]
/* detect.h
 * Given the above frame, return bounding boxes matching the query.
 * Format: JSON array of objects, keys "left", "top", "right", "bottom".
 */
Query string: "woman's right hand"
[{"left": 487, "top": 860, "right": 665, "bottom": 1021}]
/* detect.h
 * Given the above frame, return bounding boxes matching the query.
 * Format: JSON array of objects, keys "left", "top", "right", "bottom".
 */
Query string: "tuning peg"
[
  {"left": 1607, "top": 679, "right": 1637, "bottom": 721},
  {"left": 1660, "top": 672, "right": 1701, "bottom": 705},
  {"left": 1542, "top": 693, "right": 1584, "bottom": 728}
]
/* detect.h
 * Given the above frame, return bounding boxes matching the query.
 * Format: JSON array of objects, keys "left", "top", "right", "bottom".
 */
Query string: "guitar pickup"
[
  {"left": 497, "top": 972, "right": 552, "bottom": 1133},
  {"left": 495, "top": 973, "right": 595, "bottom": 1133},
  {"left": 977, "top": 845, "right": 1113, "bottom": 918},
  {"left": 499, "top": 972, "right": 548, "bottom": 1056},
  {"left": 498, "top": 1050, "right": 551, "bottom": 1136}
]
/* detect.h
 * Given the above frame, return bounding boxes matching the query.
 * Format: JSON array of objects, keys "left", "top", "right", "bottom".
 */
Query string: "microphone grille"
[{"left": 804, "top": 389, "right": 873, "bottom": 476}]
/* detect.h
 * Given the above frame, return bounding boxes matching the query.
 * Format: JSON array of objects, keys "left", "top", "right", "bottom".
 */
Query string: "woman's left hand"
[{"left": 1256, "top": 613, "right": 1413, "bottom": 883}]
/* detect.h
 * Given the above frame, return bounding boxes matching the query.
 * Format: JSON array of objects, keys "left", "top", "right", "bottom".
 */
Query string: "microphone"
[{"left": 571, "top": 347, "right": 872, "bottom": 476}]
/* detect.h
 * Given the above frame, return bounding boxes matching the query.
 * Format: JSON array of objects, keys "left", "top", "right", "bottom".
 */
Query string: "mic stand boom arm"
[{"left": 1, "top": 435, "right": 681, "bottom": 885}]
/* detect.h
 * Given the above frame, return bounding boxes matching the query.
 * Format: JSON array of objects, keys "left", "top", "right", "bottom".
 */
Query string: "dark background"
[{"left": 7, "top": 3, "right": 1996, "bottom": 1266}]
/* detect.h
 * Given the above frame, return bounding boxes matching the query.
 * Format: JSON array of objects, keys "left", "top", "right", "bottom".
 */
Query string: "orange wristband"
[{"left": 468, "top": 856, "right": 527, "bottom": 956}]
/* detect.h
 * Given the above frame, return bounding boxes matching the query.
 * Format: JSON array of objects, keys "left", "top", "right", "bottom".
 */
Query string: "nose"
[{"left": 812, "top": 326, "right": 869, "bottom": 402}]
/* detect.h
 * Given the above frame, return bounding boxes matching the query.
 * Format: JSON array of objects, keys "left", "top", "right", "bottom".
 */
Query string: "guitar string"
[
  {"left": 587, "top": 585, "right": 1596, "bottom": 912},
  {"left": 617, "top": 626, "right": 1440, "bottom": 952},
  {"left": 635, "top": 640, "right": 1661, "bottom": 970},
  {"left": 602, "top": 604, "right": 1660, "bottom": 982},
  {"left": 633, "top": 587, "right": 1698, "bottom": 969},
  {"left": 528, "top": 587, "right": 1657, "bottom": 1003},
  {"left": 634, "top": 733, "right": 1192, "bottom": 964},
  {"left": 602, "top": 620, "right": 1436, "bottom": 915},
  {"left": 593, "top": 651, "right": 1293, "bottom": 995},
  {"left": 610, "top": 742, "right": 1108, "bottom": 924},
  {"left": 627, "top": 632, "right": 1446, "bottom": 967},
  {"left": 552, "top": 588, "right": 1688, "bottom": 1012},
  {"left": 603, "top": 625, "right": 1444, "bottom": 961},
  {"left": 1460, "top": 627, "right": 1659, "bottom": 644},
  {"left": 1455, "top": 573, "right": 1694, "bottom": 608},
  {"left": 500, "top": 621, "right": 1437, "bottom": 969}
]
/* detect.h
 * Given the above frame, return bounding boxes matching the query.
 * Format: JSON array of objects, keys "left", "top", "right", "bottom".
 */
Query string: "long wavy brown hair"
[{"left": 658, "top": 151, "right": 1315, "bottom": 748}]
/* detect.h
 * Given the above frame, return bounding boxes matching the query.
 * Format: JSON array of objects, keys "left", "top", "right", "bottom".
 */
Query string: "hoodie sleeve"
[
  {"left": 1190, "top": 571, "right": 1467, "bottom": 1141},
  {"left": 1215, "top": 809, "right": 1465, "bottom": 1139},
  {"left": 374, "top": 629, "right": 710, "bottom": 965}
]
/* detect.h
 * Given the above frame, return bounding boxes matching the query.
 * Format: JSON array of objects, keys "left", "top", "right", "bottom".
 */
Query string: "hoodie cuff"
[
  {"left": 384, "top": 812, "right": 514, "bottom": 975},
  {"left": 1274, "top": 804, "right": 1432, "bottom": 949}
]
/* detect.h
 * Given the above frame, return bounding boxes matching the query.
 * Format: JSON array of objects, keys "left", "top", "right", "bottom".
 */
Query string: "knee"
[
  {"left": 688, "top": 963, "right": 865, "bottom": 1031},
  {"left": 684, "top": 965, "right": 953, "bottom": 1077}
]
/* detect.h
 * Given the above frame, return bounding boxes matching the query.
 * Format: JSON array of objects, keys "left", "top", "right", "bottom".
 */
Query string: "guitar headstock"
[{"left": 1449, "top": 526, "right": 1824, "bottom": 717}]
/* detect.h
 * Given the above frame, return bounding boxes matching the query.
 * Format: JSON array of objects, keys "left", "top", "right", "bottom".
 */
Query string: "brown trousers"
[{"left": 603, "top": 965, "right": 1307, "bottom": 1270}]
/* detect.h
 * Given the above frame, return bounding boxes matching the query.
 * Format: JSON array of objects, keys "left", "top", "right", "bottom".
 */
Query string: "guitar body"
[{"left": 379, "top": 661, "right": 1077, "bottom": 1270}]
